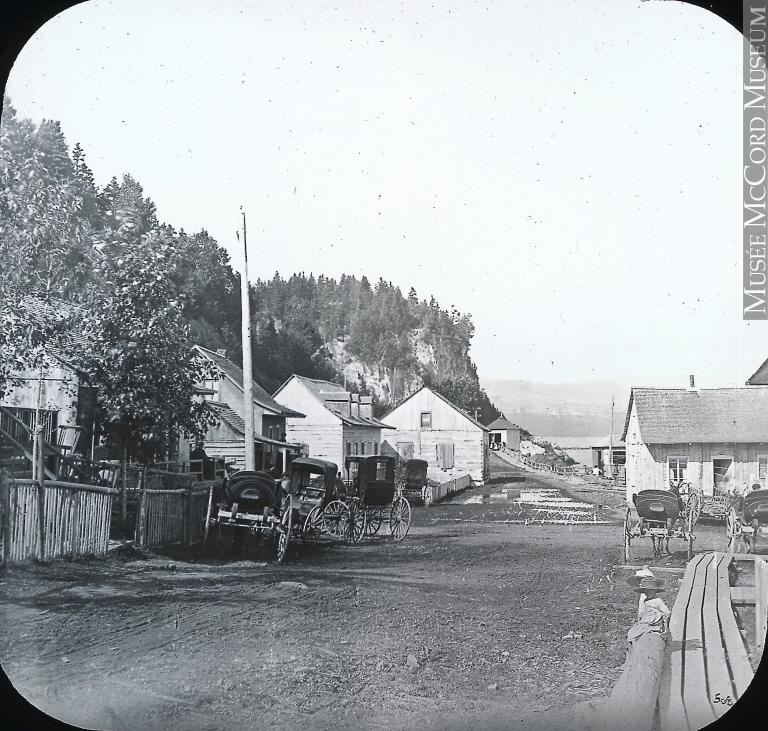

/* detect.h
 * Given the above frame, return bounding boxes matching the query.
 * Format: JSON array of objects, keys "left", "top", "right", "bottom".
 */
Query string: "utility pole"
[
  {"left": 608, "top": 395, "right": 615, "bottom": 480},
  {"left": 240, "top": 210, "right": 256, "bottom": 472}
]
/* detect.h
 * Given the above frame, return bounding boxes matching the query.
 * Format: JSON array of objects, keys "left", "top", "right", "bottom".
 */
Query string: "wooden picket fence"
[
  {"left": 0, "top": 472, "right": 116, "bottom": 563},
  {"left": 134, "top": 484, "right": 213, "bottom": 549}
]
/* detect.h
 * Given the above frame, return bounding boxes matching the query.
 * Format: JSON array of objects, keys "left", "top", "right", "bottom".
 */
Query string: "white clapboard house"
[
  {"left": 622, "top": 386, "right": 768, "bottom": 503},
  {"left": 193, "top": 346, "right": 305, "bottom": 472},
  {"left": 273, "top": 375, "right": 394, "bottom": 472},
  {"left": 380, "top": 385, "right": 489, "bottom": 484}
]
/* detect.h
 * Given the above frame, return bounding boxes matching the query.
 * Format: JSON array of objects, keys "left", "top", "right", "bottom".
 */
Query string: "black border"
[{"left": 0, "top": 1, "right": 765, "bottom": 730}]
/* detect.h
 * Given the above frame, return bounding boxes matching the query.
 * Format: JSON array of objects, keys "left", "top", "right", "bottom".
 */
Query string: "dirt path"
[{"left": 0, "top": 467, "right": 729, "bottom": 731}]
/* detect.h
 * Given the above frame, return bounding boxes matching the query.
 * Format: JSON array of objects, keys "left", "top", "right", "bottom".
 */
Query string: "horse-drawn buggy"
[
  {"left": 325, "top": 454, "right": 411, "bottom": 542},
  {"left": 203, "top": 457, "right": 339, "bottom": 563},
  {"left": 398, "top": 458, "right": 432, "bottom": 506},
  {"left": 624, "top": 489, "right": 695, "bottom": 562},
  {"left": 727, "top": 487, "right": 768, "bottom": 554},
  {"left": 203, "top": 469, "right": 293, "bottom": 563}
]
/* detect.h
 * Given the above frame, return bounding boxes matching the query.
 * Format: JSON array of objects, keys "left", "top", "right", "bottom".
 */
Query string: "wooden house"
[
  {"left": 1, "top": 298, "right": 96, "bottom": 471},
  {"left": 193, "top": 346, "right": 305, "bottom": 472},
  {"left": 272, "top": 375, "right": 393, "bottom": 472},
  {"left": 622, "top": 387, "right": 768, "bottom": 503},
  {"left": 380, "top": 386, "right": 490, "bottom": 484},
  {"left": 487, "top": 416, "right": 522, "bottom": 451}
]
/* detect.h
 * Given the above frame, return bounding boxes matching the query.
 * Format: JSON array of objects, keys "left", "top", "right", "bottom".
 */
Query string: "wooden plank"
[
  {"left": 730, "top": 587, "right": 756, "bottom": 605},
  {"left": 755, "top": 559, "right": 768, "bottom": 657},
  {"left": 681, "top": 554, "right": 717, "bottom": 731},
  {"left": 703, "top": 555, "right": 736, "bottom": 720},
  {"left": 662, "top": 552, "right": 707, "bottom": 731},
  {"left": 716, "top": 557, "right": 755, "bottom": 698}
]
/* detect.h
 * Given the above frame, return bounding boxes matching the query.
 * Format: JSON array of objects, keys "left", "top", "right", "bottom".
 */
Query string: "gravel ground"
[{"left": 0, "top": 465, "right": 737, "bottom": 731}]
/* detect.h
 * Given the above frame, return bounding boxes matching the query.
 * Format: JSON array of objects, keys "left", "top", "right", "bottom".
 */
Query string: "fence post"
[
  {"left": 121, "top": 447, "right": 127, "bottom": 524},
  {"left": 135, "top": 467, "right": 147, "bottom": 548},
  {"left": 35, "top": 429, "right": 46, "bottom": 561},
  {"left": 71, "top": 488, "right": 81, "bottom": 559},
  {"left": 1, "top": 470, "right": 10, "bottom": 565}
]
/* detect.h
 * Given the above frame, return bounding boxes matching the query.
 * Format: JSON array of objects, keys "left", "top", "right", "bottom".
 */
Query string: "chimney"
[
  {"left": 688, "top": 375, "right": 698, "bottom": 392},
  {"left": 359, "top": 395, "right": 374, "bottom": 419}
]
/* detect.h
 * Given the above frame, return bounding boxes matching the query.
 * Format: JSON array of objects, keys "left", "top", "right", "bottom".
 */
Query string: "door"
[{"left": 712, "top": 458, "right": 733, "bottom": 496}]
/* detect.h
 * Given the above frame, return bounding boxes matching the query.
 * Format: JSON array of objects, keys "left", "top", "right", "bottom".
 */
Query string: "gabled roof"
[
  {"left": 487, "top": 417, "right": 521, "bottom": 431},
  {"left": 746, "top": 357, "right": 768, "bottom": 385},
  {"left": 18, "top": 296, "right": 89, "bottom": 374},
  {"left": 277, "top": 375, "right": 394, "bottom": 429},
  {"left": 621, "top": 387, "right": 768, "bottom": 444},
  {"left": 194, "top": 345, "right": 304, "bottom": 418},
  {"left": 383, "top": 385, "right": 488, "bottom": 431}
]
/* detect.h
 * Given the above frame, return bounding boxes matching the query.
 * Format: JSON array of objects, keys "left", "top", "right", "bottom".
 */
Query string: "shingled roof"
[
  {"left": 621, "top": 388, "right": 768, "bottom": 444},
  {"left": 746, "top": 357, "right": 768, "bottom": 385},
  {"left": 288, "top": 375, "right": 394, "bottom": 429},
  {"left": 194, "top": 345, "right": 304, "bottom": 418},
  {"left": 487, "top": 416, "right": 521, "bottom": 431}
]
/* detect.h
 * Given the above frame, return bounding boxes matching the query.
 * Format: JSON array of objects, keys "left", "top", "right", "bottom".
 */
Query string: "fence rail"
[
  {"left": 1, "top": 472, "right": 116, "bottom": 564},
  {"left": 431, "top": 474, "right": 472, "bottom": 503}
]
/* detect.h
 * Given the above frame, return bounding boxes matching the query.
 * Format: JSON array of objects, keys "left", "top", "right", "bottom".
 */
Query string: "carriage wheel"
[
  {"left": 364, "top": 508, "right": 383, "bottom": 537},
  {"left": 423, "top": 485, "right": 433, "bottom": 508},
  {"left": 345, "top": 498, "right": 366, "bottom": 543},
  {"left": 302, "top": 506, "right": 323, "bottom": 547},
  {"left": 323, "top": 500, "right": 348, "bottom": 538},
  {"left": 277, "top": 497, "right": 292, "bottom": 565},
  {"left": 686, "top": 492, "right": 701, "bottom": 530},
  {"left": 623, "top": 508, "right": 632, "bottom": 563},
  {"left": 390, "top": 497, "right": 411, "bottom": 541}
]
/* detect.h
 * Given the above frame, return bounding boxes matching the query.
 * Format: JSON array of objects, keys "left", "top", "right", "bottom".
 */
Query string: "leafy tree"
[
  {"left": 77, "top": 216, "right": 216, "bottom": 463},
  {"left": 0, "top": 96, "right": 94, "bottom": 300}
]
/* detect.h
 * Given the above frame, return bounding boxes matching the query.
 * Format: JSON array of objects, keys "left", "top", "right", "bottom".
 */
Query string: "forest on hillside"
[{"left": 0, "top": 96, "right": 500, "bottom": 456}]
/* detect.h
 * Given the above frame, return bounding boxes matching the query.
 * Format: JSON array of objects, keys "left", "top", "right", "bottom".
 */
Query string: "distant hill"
[{"left": 481, "top": 375, "right": 689, "bottom": 438}]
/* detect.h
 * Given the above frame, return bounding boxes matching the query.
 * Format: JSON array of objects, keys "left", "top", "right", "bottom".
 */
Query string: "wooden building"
[
  {"left": 487, "top": 416, "right": 522, "bottom": 451},
  {"left": 1, "top": 298, "right": 95, "bottom": 470},
  {"left": 380, "top": 386, "right": 489, "bottom": 484},
  {"left": 622, "top": 387, "right": 768, "bottom": 503},
  {"left": 273, "top": 375, "right": 393, "bottom": 472},
  {"left": 193, "top": 346, "right": 305, "bottom": 472}
]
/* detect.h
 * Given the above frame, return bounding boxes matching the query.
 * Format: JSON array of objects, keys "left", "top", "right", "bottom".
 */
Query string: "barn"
[
  {"left": 380, "top": 386, "right": 489, "bottom": 484},
  {"left": 273, "top": 375, "right": 393, "bottom": 472},
  {"left": 622, "top": 386, "right": 768, "bottom": 503}
]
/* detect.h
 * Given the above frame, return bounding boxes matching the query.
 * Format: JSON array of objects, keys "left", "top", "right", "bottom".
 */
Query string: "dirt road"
[{"left": 0, "top": 466, "right": 728, "bottom": 731}]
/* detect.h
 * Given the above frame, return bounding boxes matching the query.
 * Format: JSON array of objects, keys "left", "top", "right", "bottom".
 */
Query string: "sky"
[{"left": 4, "top": 0, "right": 763, "bottom": 387}]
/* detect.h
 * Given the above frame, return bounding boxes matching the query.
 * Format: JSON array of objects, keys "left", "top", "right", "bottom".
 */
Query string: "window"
[
  {"left": 437, "top": 442, "right": 455, "bottom": 470},
  {"left": 354, "top": 442, "right": 359, "bottom": 456},
  {"left": 361, "top": 441, "right": 366, "bottom": 455},
  {"left": 668, "top": 457, "right": 688, "bottom": 483},
  {"left": 760, "top": 456, "right": 768, "bottom": 486},
  {"left": 421, "top": 412, "right": 432, "bottom": 428},
  {"left": 374, "top": 441, "right": 379, "bottom": 455},
  {"left": 346, "top": 441, "right": 352, "bottom": 456}
]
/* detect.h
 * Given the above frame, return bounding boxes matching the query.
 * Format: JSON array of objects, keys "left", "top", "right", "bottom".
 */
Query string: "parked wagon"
[
  {"left": 203, "top": 470, "right": 293, "bottom": 563},
  {"left": 398, "top": 458, "right": 431, "bottom": 506},
  {"left": 284, "top": 457, "right": 340, "bottom": 547},
  {"left": 624, "top": 489, "right": 695, "bottom": 562},
  {"left": 727, "top": 487, "right": 768, "bottom": 554},
  {"left": 326, "top": 455, "right": 411, "bottom": 542}
]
